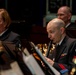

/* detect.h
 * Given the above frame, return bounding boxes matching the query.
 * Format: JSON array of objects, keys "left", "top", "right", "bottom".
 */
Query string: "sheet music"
[
  {"left": 23, "top": 53, "right": 45, "bottom": 75},
  {"left": 0, "top": 68, "right": 17, "bottom": 75},
  {"left": 10, "top": 61, "right": 23, "bottom": 75},
  {"left": 30, "top": 42, "right": 60, "bottom": 75},
  {"left": 0, "top": 61, "right": 23, "bottom": 75}
]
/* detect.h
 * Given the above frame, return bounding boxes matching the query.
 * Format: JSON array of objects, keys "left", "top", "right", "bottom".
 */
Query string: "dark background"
[
  {"left": 0, "top": 0, "right": 46, "bottom": 40},
  {"left": 0, "top": 0, "right": 46, "bottom": 26},
  {"left": 48, "top": 0, "right": 76, "bottom": 15},
  {"left": 0, "top": 0, "right": 76, "bottom": 26}
]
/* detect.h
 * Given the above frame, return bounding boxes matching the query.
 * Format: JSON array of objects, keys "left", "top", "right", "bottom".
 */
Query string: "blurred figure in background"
[
  {"left": 0, "top": 8, "right": 32, "bottom": 75},
  {"left": 0, "top": 8, "right": 21, "bottom": 47},
  {"left": 45, "top": 18, "right": 76, "bottom": 75},
  {"left": 57, "top": 6, "right": 76, "bottom": 38}
]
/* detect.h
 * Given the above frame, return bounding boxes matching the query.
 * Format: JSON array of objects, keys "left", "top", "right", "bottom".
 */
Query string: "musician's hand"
[
  {"left": 41, "top": 61, "right": 45, "bottom": 67},
  {"left": 41, "top": 57, "right": 54, "bottom": 67},
  {"left": 45, "top": 57, "right": 54, "bottom": 66}
]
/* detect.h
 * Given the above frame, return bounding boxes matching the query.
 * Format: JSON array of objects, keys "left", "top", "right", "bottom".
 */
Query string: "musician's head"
[{"left": 46, "top": 18, "right": 66, "bottom": 44}]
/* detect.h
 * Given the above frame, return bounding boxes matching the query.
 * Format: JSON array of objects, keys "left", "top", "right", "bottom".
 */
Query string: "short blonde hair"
[{"left": 0, "top": 8, "right": 11, "bottom": 28}]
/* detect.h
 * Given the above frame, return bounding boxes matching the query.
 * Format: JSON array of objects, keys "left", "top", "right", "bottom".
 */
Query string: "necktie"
[{"left": 55, "top": 44, "right": 60, "bottom": 60}]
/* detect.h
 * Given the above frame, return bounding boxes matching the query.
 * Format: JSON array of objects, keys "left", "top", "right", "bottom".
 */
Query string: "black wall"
[
  {"left": 7, "top": 0, "right": 46, "bottom": 26},
  {"left": 0, "top": 0, "right": 46, "bottom": 26}
]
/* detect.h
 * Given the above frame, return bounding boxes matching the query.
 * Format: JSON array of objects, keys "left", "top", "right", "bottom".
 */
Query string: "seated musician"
[{"left": 44, "top": 18, "right": 76, "bottom": 75}]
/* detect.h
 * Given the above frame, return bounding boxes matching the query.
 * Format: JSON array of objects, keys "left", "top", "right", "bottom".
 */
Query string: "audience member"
[
  {"left": 57, "top": 6, "right": 76, "bottom": 38},
  {"left": 45, "top": 18, "right": 76, "bottom": 75}
]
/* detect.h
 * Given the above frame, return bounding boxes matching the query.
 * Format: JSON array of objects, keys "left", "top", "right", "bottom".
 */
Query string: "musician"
[
  {"left": 45, "top": 18, "right": 76, "bottom": 74},
  {"left": 0, "top": 8, "right": 32, "bottom": 75}
]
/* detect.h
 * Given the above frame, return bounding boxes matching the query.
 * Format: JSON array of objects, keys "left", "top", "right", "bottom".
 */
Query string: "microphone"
[
  {"left": 29, "top": 42, "right": 60, "bottom": 75},
  {"left": 46, "top": 40, "right": 52, "bottom": 57}
]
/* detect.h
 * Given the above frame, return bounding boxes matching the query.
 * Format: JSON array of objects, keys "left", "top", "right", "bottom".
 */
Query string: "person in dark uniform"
[
  {"left": 0, "top": 8, "right": 21, "bottom": 47},
  {"left": 45, "top": 18, "right": 76, "bottom": 75},
  {"left": 0, "top": 8, "right": 32, "bottom": 75}
]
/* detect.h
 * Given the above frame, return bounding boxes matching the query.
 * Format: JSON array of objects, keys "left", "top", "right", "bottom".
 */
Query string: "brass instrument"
[{"left": 70, "top": 56, "right": 76, "bottom": 75}]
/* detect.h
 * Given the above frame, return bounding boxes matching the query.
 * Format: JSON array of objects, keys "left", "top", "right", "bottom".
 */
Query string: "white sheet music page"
[
  {"left": 0, "top": 69, "right": 17, "bottom": 75},
  {"left": 0, "top": 62, "right": 23, "bottom": 75},
  {"left": 10, "top": 61, "right": 24, "bottom": 75},
  {"left": 23, "top": 53, "right": 45, "bottom": 75}
]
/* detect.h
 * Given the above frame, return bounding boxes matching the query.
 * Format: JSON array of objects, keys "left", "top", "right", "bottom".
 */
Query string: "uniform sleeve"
[{"left": 53, "top": 41, "right": 76, "bottom": 75}]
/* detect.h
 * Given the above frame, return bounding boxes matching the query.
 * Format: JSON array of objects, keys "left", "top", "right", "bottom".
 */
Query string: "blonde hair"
[{"left": 0, "top": 8, "right": 11, "bottom": 28}]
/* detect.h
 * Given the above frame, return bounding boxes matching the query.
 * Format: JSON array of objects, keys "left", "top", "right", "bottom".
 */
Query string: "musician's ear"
[{"left": 60, "top": 27, "right": 65, "bottom": 34}]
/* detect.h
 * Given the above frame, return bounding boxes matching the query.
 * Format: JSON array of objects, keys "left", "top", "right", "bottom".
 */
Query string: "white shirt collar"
[
  {"left": 57, "top": 36, "right": 65, "bottom": 46},
  {"left": 65, "top": 23, "right": 71, "bottom": 28},
  {"left": 0, "top": 29, "right": 8, "bottom": 36}
]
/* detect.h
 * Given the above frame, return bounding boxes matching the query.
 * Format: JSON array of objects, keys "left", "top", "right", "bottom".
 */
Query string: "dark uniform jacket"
[
  {"left": 66, "top": 23, "right": 76, "bottom": 38},
  {"left": 0, "top": 29, "right": 21, "bottom": 47},
  {"left": 0, "top": 29, "right": 32, "bottom": 75},
  {"left": 48, "top": 36, "right": 76, "bottom": 74}
]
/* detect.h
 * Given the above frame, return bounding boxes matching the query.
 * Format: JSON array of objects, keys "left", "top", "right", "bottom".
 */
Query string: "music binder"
[
  {"left": 23, "top": 48, "right": 45, "bottom": 75},
  {"left": 29, "top": 42, "right": 60, "bottom": 75}
]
